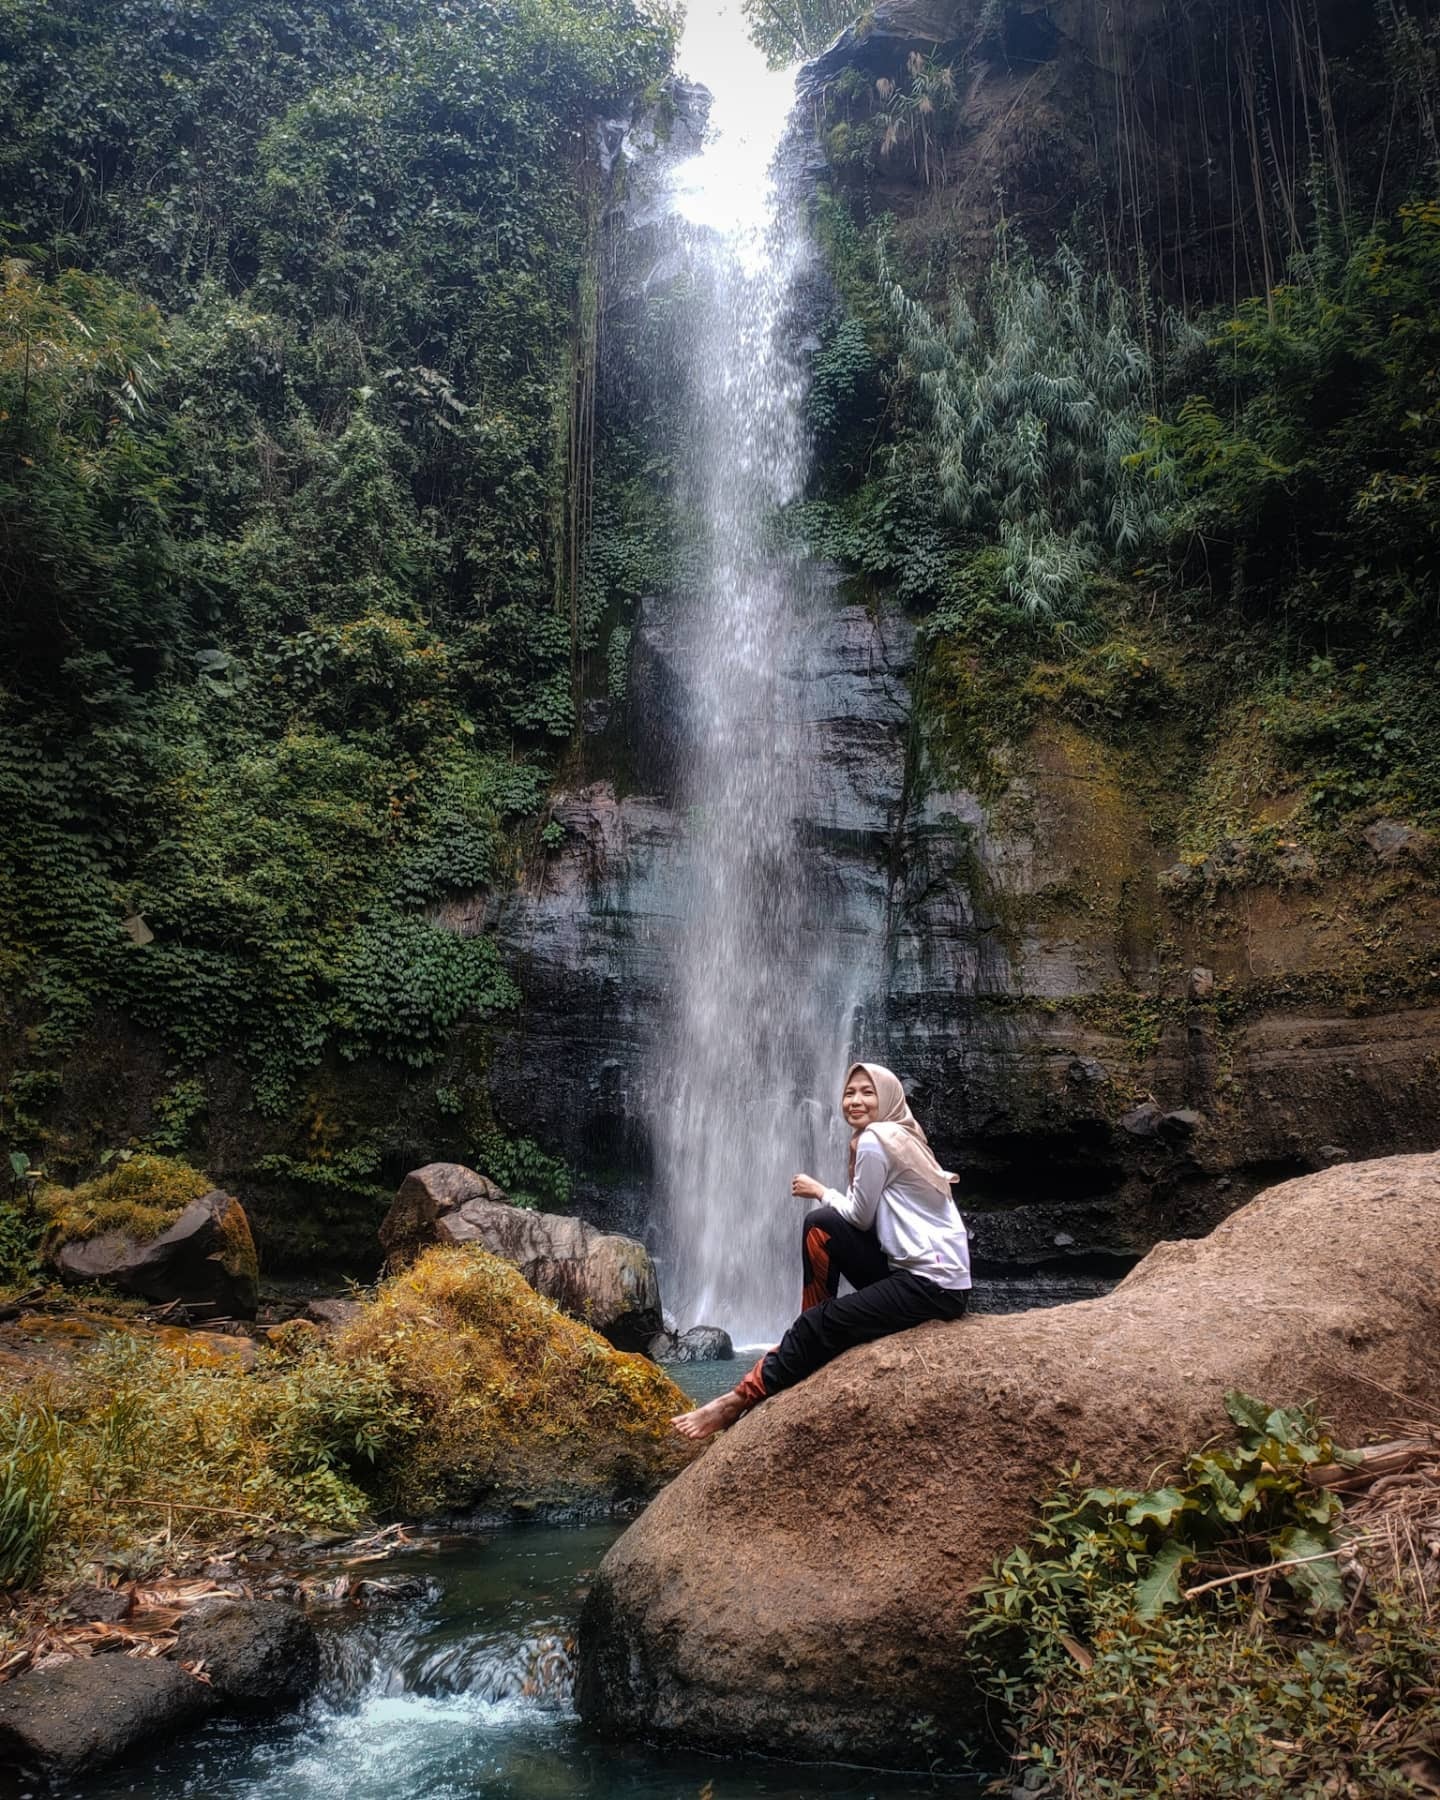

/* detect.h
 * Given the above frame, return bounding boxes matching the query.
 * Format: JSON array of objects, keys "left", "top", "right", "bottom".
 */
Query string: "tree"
[{"left": 742, "top": 0, "right": 859, "bottom": 68}]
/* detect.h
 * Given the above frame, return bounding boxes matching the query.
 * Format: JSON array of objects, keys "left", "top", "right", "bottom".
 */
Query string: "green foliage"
[
  {"left": 1143, "top": 199, "right": 1440, "bottom": 632},
  {"left": 975, "top": 1393, "right": 1348, "bottom": 1661},
  {"left": 971, "top": 1398, "right": 1440, "bottom": 1799},
  {"left": 0, "top": 1406, "right": 60, "bottom": 1589},
  {"left": 44, "top": 1329, "right": 415, "bottom": 1549},
  {"left": 334, "top": 918, "right": 518, "bottom": 1070},
  {"left": 40, "top": 1153, "right": 212, "bottom": 1246},
  {"left": 992, "top": 1597, "right": 1440, "bottom": 1800},
  {"left": 474, "top": 1130, "right": 573, "bottom": 1212},
  {"left": 333, "top": 1244, "right": 689, "bottom": 1513},
  {"left": 889, "top": 231, "right": 1173, "bottom": 620},
  {"left": 0, "top": 0, "right": 681, "bottom": 1137},
  {"left": 742, "top": 0, "right": 858, "bottom": 67}
]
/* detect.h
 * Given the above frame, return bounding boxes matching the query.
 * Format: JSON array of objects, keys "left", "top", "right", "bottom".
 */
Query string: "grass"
[
  {"left": 333, "top": 1244, "right": 694, "bottom": 1513},
  {"left": 0, "top": 1244, "right": 695, "bottom": 1636}
]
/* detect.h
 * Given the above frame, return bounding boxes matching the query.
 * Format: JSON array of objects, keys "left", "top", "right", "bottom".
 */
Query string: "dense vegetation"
[
  {"left": 0, "top": 1242, "right": 688, "bottom": 1608},
  {"left": 0, "top": 0, "right": 677, "bottom": 1229},
  {"left": 968, "top": 1398, "right": 1440, "bottom": 1799},
  {"left": 793, "top": 5, "right": 1440, "bottom": 877}
]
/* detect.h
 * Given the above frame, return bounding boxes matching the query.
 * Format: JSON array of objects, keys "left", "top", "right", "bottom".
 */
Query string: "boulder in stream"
[
  {"left": 0, "top": 1655, "right": 209, "bottom": 1780},
  {"left": 380, "top": 1163, "right": 662, "bottom": 1352},
  {"left": 648, "top": 1325, "right": 734, "bottom": 1364},
  {"left": 577, "top": 1152, "right": 1440, "bottom": 1765},
  {"left": 174, "top": 1599, "right": 320, "bottom": 1712}
]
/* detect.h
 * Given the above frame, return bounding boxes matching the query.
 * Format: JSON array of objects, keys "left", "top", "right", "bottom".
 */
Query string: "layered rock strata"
[{"left": 445, "top": 596, "right": 1440, "bottom": 1288}]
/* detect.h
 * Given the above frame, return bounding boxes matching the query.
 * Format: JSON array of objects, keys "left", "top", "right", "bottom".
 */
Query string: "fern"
[{"left": 886, "top": 230, "right": 1176, "bottom": 619}]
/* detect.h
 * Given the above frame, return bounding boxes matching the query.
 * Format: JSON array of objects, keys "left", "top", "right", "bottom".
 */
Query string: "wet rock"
[
  {"left": 380, "top": 1164, "right": 662, "bottom": 1352},
  {"left": 54, "top": 1190, "right": 259, "bottom": 1320},
  {"left": 1187, "top": 966, "right": 1215, "bottom": 1002},
  {"left": 660, "top": 1326, "right": 734, "bottom": 1364},
  {"left": 1362, "top": 818, "right": 1433, "bottom": 868},
  {"left": 646, "top": 1329, "right": 677, "bottom": 1361},
  {"left": 1157, "top": 1108, "right": 1203, "bottom": 1142},
  {"left": 1066, "top": 1056, "right": 1108, "bottom": 1087},
  {"left": 173, "top": 1600, "right": 319, "bottom": 1713},
  {"left": 0, "top": 1654, "right": 208, "bottom": 1779},
  {"left": 577, "top": 1154, "right": 1440, "bottom": 1765}
]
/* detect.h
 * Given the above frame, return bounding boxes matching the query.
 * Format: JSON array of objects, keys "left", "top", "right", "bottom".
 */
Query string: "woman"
[{"left": 672, "top": 1062, "right": 971, "bottom": 1441}]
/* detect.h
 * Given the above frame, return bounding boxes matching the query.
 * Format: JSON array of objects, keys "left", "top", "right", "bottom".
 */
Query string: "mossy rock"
[
  {"left": 45, "top": 1160, "right": 260, "bottom": 1320},
  {"left": 334, "top": 1244, "right": 698, "bottom": 1513},
  {"left": 40, "top": 1155, "right": 212, "bottom": 1249}
]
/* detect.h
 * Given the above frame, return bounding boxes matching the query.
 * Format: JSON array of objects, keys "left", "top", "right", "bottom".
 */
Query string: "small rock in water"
[
  {"left": 672, "top": 1326, "right": 734, "bottom": 1363},
  {"left": 648, "top": 1326, "right": 733, "bottom": 1364}
]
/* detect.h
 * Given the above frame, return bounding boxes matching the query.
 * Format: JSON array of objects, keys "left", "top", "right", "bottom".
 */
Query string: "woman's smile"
[{"left": 841, "top": 1070, "right": 879, "bottom": 1128}]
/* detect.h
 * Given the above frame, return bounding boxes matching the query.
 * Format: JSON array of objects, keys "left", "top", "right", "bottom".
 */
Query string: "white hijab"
[{"left": 846, "top": 1061, "right": 958, "bottom": 1199}]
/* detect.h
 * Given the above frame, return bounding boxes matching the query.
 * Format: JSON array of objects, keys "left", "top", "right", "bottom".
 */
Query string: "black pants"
[{"left": 749, "top": 1205, "right": 968, "bottom": 1401}]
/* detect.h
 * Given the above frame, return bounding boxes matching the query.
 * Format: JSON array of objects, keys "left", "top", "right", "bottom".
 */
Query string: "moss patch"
[
  {"left": 335, "top": 1244, "right": 696, "bottom": 1513},
  {"left": 39, "top": 1155, "right": 211, "bottom": 1248}
]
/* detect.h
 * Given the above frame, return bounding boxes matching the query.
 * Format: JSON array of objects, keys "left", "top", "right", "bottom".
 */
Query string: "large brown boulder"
[
  {"left": 380, "top": 1163, "right": 662, "bottom": 1352},
  {"left": 577, "top": 1153, "right": 1440, "bottom": 1765},
  {"left": 54, "top": 1190, "right": 259, "bottom": 1321}
]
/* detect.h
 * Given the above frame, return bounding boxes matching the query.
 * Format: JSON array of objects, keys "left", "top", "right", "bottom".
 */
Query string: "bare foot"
[{"left": 671, "top": 1389, "right": 749, "bottom": 1441}]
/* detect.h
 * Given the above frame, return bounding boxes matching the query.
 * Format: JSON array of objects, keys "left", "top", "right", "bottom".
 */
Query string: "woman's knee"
[{"left": 802, "top": 1204, "right": 844, "bottom": 1242}]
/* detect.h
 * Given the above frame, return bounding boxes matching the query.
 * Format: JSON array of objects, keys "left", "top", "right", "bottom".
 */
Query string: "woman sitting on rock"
[{"left": 672, "top": 1062, "right": 971, "bottom": 1440}]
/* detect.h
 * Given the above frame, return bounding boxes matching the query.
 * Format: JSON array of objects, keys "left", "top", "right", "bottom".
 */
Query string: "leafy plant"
[
  {"left": 0, "top": 1406, "right": 60, "bottom": 1589},
  {"left": 974, "top": 1392, "right": 1349, "bottom": 1658},
  {"left": 888, "top": 230, "right": 1175, "bottom": 620}
]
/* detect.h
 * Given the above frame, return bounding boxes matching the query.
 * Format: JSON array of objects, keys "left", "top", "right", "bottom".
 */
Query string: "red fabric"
[
  {"left": 802, "top": 1222, "right": 837, "bottom": 1312},
  {"left": 733, "top": 1355, "right": 768, "bottom": 1408}
]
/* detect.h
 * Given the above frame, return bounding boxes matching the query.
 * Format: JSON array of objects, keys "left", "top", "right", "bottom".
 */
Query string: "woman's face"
[{"left": 842, "top": 1069, "right": 880, "bottom": 1130}]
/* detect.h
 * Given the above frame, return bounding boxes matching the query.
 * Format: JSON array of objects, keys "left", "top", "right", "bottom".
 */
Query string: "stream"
[{"left": 80, "top": 1374, "right": 986, "bottom": 1800}]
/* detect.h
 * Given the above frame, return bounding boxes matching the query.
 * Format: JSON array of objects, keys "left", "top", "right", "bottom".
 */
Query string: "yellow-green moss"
[
  {"left": 213, "top": 1194, "right": 259, "bottom": 1283},
  {"left": 40, "top": 1155, "right": 212, "bottom": 1247},
  {"left": 334, "top": 1244, "right": 696, "bottom": 1513}
]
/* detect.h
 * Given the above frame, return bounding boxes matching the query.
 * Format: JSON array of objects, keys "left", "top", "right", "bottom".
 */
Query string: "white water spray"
[{"left": 651, "top": 16, "right": 860, "bottom": 1343}]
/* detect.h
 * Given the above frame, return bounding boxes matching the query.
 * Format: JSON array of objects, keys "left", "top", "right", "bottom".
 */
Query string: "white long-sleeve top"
[{"left": 822, "top": 1127, "right": 972, "bottom": 1291}]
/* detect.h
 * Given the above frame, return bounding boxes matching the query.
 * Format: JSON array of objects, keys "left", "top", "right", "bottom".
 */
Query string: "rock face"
[
  {"left": 380, "top": 1163, "right": 662, "bottom": 1352},
  {"left": 443, "top": 576, "right": 1440, "bottom": 1296},
  {"left": 0, "top": 1655, "right": 208, "bottom": 1779},
  {"left": 54, "top": 1189, "right": 259, "bottom": 1320},
  {"left": 577, "top": 1154, "right": 1440, "bottom": 1765},
  {"left": 174, "top": 1600, "right": 319, "bottom": 1712}
]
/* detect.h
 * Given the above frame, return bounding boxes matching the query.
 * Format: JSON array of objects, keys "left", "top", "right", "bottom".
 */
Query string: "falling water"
[{"left": 651, "top": 27, "right": 858, "bottom": 1344}]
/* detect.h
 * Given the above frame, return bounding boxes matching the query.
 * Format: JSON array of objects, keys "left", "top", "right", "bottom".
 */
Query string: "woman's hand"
[{"left": 790, "top": 1173, "right": 826, "bottom": 1201}]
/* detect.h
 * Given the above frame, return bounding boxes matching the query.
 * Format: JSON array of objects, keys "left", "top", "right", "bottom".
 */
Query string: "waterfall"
[{"left": 649, "top": 34, "right": 858, "bottom": 1344}]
